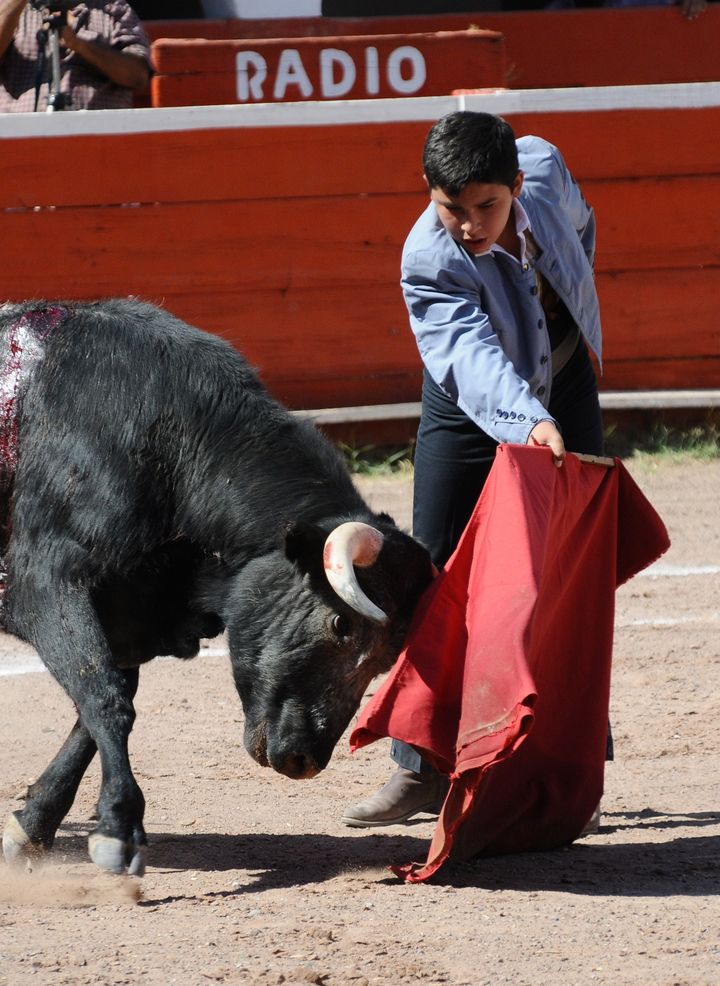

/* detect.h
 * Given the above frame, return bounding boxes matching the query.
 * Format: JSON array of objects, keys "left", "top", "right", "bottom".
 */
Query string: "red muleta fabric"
[{"left": 350, "top": 444, "right": 670, "bottom": 883}]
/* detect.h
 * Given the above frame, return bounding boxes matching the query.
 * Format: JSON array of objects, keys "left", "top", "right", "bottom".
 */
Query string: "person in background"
[
  {"left": 322, "top": 0, "right": 708, "bottom": 17},
  {"left": 342, "top": 110, "right": 607, "bottom": 828},
  {"left": 131, "top": 1, "right": 203, "bottom": 16},
  {"left": 606, "top": 0, "right": 707, "bottom": 19},
  {"left": 0, "top": 0, "right": 152, "bottom": 111},
  {"left": 545, "top": 0, "right": 708, "bottom": 20}
]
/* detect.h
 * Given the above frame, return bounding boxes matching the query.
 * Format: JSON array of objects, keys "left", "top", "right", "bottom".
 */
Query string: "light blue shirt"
[{"left": 401, "top": 135, "right": 602, "bottom": 444}]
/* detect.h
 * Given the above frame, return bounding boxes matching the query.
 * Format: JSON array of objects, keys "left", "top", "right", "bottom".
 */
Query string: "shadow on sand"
[{"left": 47, "top": 807, "right": 720, "bottom": 903}]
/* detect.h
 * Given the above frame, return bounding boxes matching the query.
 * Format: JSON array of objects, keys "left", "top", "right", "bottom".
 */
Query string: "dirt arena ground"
[{"left": 0, "top": 455, "right": 718, "bottom": 986}]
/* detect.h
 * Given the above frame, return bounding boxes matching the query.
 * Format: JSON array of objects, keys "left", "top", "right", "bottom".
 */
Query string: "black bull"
[{"left": 0, "top": 299, "right": 433, "bottom": 876}]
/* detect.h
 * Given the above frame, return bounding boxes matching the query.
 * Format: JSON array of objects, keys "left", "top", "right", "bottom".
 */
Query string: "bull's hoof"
[
  {"left": 2, "top": 812, "right": 46, "bottom": 870},
  {"left": 88, "top": 832, "right": 147, "bottom": 877}
]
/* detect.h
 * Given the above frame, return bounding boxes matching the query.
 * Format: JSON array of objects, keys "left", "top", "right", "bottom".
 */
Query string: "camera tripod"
[{"left": 32, "top": 3, "right": 73, "bottom": 112}]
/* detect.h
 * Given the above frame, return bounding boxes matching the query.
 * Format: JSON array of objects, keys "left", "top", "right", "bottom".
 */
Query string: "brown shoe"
[{"left": 341, "top": 767, "right": 449, "bottom": 828}]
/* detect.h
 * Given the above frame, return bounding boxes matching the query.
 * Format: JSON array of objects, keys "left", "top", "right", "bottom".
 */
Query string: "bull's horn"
[{"left": 323, "top": 522, "right": 388, "bottom": 624}]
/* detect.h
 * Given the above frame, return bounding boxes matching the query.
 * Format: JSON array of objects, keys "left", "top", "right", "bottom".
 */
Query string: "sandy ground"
[{"left": 0, "top": 456, "right": 719, "bottom": 986}]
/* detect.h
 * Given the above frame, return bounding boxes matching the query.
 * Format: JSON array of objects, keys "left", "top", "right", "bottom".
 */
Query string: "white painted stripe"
[
  {"left": 188, "top": 646, "right": 229, "bottom": 659},
  {"left": 617, "top": 614, "right": 718, "bottom": 628},
  {"left": 1, "top": 82, "right": 720, "bottom": 140},
  {"left": 460, "top": 82, "right": 720, "bottom": 113},
  {"left": 0, "top": 659, "right": 45, "bottom": 678},
  {"left": 0, "top": 645, "right": 230, "bottom": 678},
  {"left": 0, "top": 95, "right": 460, "bottom": 140},
  {"left": 639, "top": 563, "right": 720, "bottom": 578},
  {"left": 0, "top": 570, "right": 716, "bottom": 678}
]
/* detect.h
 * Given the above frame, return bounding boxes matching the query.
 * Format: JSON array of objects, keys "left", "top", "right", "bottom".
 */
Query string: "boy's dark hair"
[{"left": 422, "top": 111, "right": 519, "bottom": 195}]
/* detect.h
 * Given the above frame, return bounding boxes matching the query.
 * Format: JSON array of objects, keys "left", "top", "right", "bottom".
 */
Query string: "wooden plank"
[
  {"left": 0, "top": 123, "right": 428, "bottom": 209},
  {"left": 0, "top": 197, "right": 422, "bottom": 295},
  {"left": 0, "top": 268, "right": 713, "bottom": 408},
  {"left": 145, "top": 7, "right": 720, "bottom": 89},
  {"left": 598, "top": 358, "right": 720, "bottom": 392},
  {"left": 294, "top": 402, "right": 424, "bottom": 424},
  {"left": 599, "top": 390, "right": 720, "bottom": 409},
  {"left": 3, "top": 192, "right": 718, "bottom": 297},
  {"left": 2, "top": 206, "right": 718, "bottom": 342},
  {"left": 294, "top": 391, "right": 720, "bottom": 425},
  {"left": 151, "top": 31, "right": 505, "bottom": 106},
  {"left": 596, "top": 267, "right": 720, "bottom": 362},
  {"left": 506, "top": 108, "right": 720, "bottom": 183},
  {"left": 2, "top": 107, "right": 720, "bottom": 209},
  {"left": 0, "top": 268, "right": 701, "bottom": 402},
  {"left": 477, "top": 8, "right": 720, "bottom": 90},
  {"left": 580, "top": 175, "right": 720, "bottom": 271}
]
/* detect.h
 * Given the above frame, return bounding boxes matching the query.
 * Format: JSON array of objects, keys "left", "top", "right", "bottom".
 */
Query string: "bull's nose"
[{"left": 277, "top": 753, "right": 320, "bottom": 780}]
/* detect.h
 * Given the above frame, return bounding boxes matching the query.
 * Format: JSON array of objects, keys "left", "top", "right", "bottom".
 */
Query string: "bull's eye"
[{"left": 332, "top": 614, "right": 352, "bottom": 639}]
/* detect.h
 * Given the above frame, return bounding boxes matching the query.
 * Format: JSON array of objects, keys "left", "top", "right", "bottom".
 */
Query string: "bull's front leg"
[
  {"left": 7, "top": 585, "right": 147, "bottom": 876},
  {"left": 3, "top": 667, "right": 139, "bottom": 869}
]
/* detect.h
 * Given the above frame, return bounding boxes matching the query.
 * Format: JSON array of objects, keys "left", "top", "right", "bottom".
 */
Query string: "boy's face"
[{"left": 428, "top": 172, "right": 524, "bottom": 256}]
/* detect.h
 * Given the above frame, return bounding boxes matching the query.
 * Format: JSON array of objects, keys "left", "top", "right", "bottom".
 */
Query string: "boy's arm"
[{"left": 402, "top": 255, "right": 558, "bottom": 448}]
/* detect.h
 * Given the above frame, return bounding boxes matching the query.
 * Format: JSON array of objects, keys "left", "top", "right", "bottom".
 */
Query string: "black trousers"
[
  {"left": 413, "top": 338, "right": 604, "bottom": 568},
  {"left": 391, "top": 339, "right": 608, "bottom": 773}
]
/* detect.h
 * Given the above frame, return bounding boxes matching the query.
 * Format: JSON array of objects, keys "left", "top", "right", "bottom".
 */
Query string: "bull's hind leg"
[
  {"left": 3, "top": 668, "right": 139, "bottom": 869},
  {"left": 8, "top": 585, "right": 148, "bottom": 876},
  {"left": 4, "top": 718, "right": 96, "bottom": 867}
]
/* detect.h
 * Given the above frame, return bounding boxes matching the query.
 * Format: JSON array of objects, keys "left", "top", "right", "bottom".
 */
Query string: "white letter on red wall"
[
  {"left": 320, "top": 48, "right": 356, "bottom": 99},
  {"left": 236, "top": 51, "right": 267, "bottom": 101},
  {"left": 386, "top": 46, "right": 426, "bottom": 95},
  {"left": 274, "top": 49, "right": 314, "bottom": 99}
]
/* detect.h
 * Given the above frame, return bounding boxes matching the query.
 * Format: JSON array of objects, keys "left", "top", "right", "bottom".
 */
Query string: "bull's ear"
[{"left": 284, "top": 520, "right": 326, "bottom": 576}]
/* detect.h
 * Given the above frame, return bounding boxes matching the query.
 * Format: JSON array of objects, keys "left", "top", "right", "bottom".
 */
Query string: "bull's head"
[{"left": 226, "top": 519, "right": 433, "bottom": 779}]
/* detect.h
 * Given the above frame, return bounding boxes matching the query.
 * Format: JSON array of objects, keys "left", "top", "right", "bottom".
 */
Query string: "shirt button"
[
  {"left": 540, "top": 354, "right": 548, "bottom": 365},
  {"left": 537, "top": 386, "right": 546, "bottom": 397},
  {"left": 537, "top": 319, "right": 544, "bottom": 329},
  {"left": 530, "top": 285, "right": 538, "bottom": 295},
  {"left": 522, "top": 263, "right": 530, "bottom": 271}
]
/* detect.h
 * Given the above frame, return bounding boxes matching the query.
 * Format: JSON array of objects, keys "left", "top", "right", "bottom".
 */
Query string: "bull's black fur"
[{"left": 0, "top": 299, "right": 433, "bottom": 875}]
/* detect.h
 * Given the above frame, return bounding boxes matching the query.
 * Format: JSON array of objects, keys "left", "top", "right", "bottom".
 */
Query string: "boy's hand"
[{"left": 528, "top": 421, "right": 565, "bottom": 467}]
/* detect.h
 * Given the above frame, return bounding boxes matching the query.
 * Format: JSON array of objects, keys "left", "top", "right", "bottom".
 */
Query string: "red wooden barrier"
[
  {"left": 1, "top": 90, "right": 718, "bottom": 409},
  {"left": 145, "top": 7, "right": 720, "bottom": 89},
  {"left": 151, "top": 31, "right": 506, "bottom": 107}
]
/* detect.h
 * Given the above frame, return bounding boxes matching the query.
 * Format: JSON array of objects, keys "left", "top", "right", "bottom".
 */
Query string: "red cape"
[{"left": 350, "top": 445, "right": 670, "bottom": 882}]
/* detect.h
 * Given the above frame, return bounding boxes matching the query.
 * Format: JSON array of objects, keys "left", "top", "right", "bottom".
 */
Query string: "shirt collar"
[{"left": 488, "top": 198, "right": 532, "bottom": 264}]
